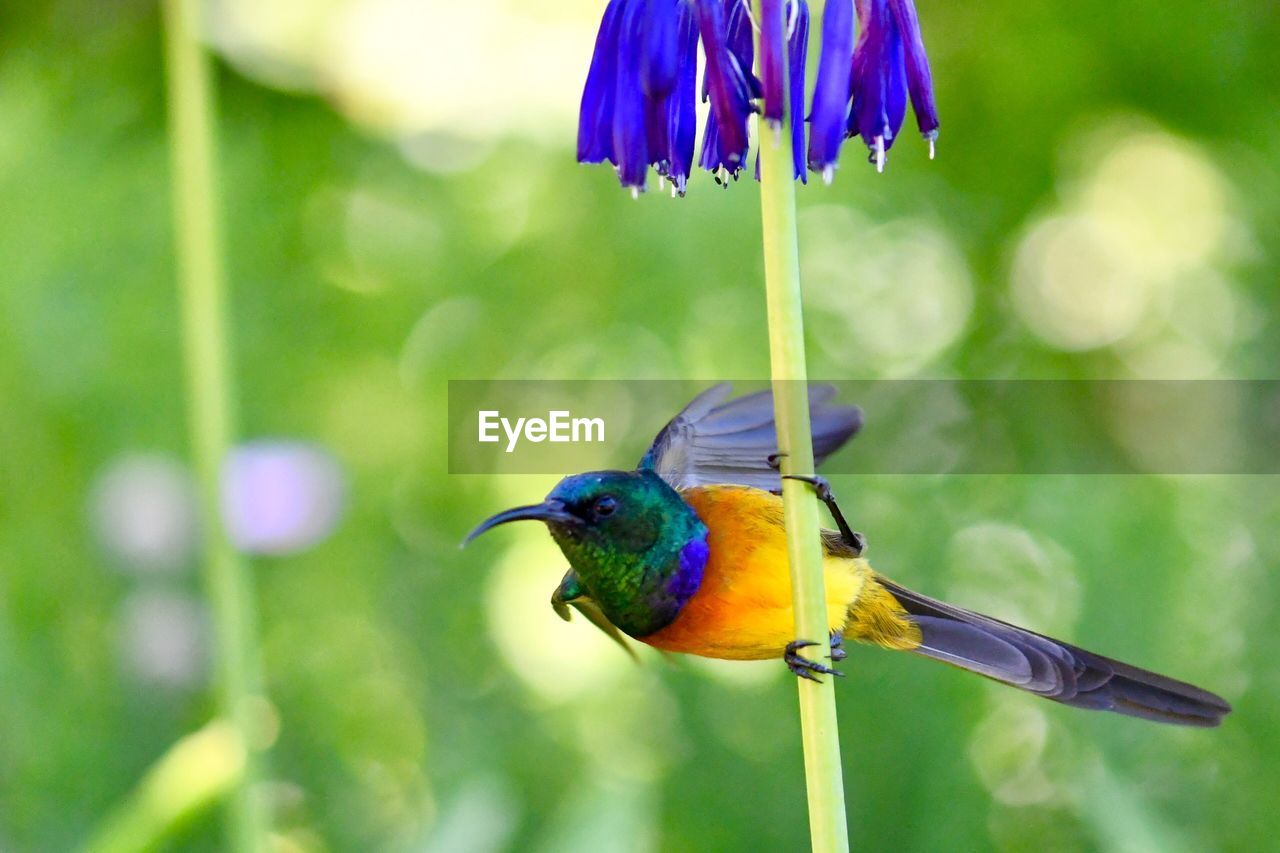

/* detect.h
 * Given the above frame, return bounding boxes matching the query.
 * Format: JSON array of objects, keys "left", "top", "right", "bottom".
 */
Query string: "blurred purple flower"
[{"left": 222, "top": 441, "right": 346, "bottom": 556}]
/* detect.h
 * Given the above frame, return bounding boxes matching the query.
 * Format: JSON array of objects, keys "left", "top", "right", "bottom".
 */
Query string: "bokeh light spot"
[
  {"left": 1011, "top": 122, "right": 1244, "bottom": 363},
  {"left": 945, "top": 522, "right": 1080, "bottom": 635},
  {"left": 1012, "top": 214, "right": 1151, "bottom": 351},
  {"left": 89, "top": 454, "right": 199, "bottom": 575},
  {"left": 118, "top": 590, "right": 209, "bottom": 689},
  {"left": 968, "top": 698, "right": 1056, "bottom": 806},
  {"left": 802, "top": 206, "right": 973, "bottom": 376}
]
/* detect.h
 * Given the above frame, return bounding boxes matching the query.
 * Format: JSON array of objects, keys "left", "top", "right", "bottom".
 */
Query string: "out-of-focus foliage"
[{"left": 1, "top": 0, "right": 1278, "bottom": 850}]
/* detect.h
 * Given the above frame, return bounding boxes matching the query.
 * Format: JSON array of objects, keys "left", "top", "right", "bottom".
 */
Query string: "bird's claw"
[
  {"left": 767, "top": 454, "right": 786, "bottom": 494},
  {"left": 829, "top": 631, "right": 847, "bottom": 663},
  {"left": 781, "top": 475, "right": 866, "bottom": 556},
  {"left": 785, "top": 639, "right": 845, "bottom": 683},
  {"left": 783, "top": 473, "right": 834, "bottom": 502}
]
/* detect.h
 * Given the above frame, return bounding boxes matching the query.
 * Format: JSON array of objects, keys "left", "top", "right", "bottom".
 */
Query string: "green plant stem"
[
  {"left": 160, "top": 0, "right": 270, "bottom": 849},
  {"left": 86, "top": 721, "right": 247, "bottom": 853},
  {"left": 755, "top": 11, "right": 851, "bottom": 853}
]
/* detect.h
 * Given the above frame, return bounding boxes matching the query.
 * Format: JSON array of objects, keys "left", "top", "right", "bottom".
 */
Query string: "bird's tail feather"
[{"left": 877, "top": 577, "right": 1231, "bottom": 727}]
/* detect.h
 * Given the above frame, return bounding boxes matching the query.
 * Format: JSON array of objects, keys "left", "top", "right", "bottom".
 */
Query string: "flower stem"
[
  {"left": 755, "top": 7, "right": 851, "bottom": 852},
  {"left": 160, "top": 0, "right": 270, "bottom": 849}
]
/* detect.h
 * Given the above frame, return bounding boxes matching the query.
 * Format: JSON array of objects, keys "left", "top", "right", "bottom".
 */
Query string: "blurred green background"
[{"left": 2, "top": 0, "right": 1279, "bottom": 849}]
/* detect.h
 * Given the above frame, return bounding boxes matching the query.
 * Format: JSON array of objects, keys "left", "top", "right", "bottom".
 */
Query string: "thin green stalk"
[
  {"left": 160, "top": 1, "right": 270, "bottom": 849},
  {"left": 755, "top": 8, "right": 851, "bottom": 852},
  {"left": 86, "top": 721, "right": 247, "bottom": 853}
]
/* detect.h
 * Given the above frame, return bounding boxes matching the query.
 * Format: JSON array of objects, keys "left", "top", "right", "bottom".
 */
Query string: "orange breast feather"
[{"left": 640, "top": 485, "right": 870, "bottom": 660}]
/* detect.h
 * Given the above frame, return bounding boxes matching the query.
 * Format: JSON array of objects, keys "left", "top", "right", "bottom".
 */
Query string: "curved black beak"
[{"left": 461, "top": 499, "right": 578, "bottom": 547}]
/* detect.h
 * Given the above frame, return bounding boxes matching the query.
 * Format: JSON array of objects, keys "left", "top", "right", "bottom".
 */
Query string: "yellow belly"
[{"left": 640, "top": 485, "right": 887, "bottom": 660}]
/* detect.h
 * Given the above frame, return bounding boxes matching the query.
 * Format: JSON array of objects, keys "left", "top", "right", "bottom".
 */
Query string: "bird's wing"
[
  {"left": 551, "top": 569, "right": 638, "bottom": 661},
  {"left": 638, "top": 383, "right": 863, "bottom": 491}
]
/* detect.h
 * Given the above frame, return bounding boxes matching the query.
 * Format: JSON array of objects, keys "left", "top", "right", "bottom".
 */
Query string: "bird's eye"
[{"left": 593, "top": 496, "right": 618, "bottom": 518}]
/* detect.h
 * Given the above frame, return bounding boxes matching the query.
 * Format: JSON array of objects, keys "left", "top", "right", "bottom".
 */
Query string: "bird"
[{"left": 465, "top": 384, "right": 1231, "bottom": 727}]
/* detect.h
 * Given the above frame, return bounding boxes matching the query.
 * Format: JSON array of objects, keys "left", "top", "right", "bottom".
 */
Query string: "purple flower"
[
  {"left": 578, "top": 0, "right": 763, "bottom": 194},
  {"left": 759, "top": 0, "right": 787, "bottom": 126},
  {"left": 808, "top": 0, "right": 939, "bottom": 179},
  {"left": 807, "top": 0, "right": 855, "bottom": 181},
  {"left": 578, "top": 1, "right": 623, "bottom": 166},
  {"left": 889, "top": 0, "right": 939, "bottom": 148},
  {"left": 664, "top": 2, "right": 700, "bottom": 195},
  {"left": 756, "top": 0, "right": 810, "bottom": 182},
  {"left": 612, "top": 0, "right": 652, "bottom": 190},
  {"left": 583, "top": 0, "right": 721, "bottom": 194},
  {"left": 577, "top": 0, "right": 938, "bottom": 194},
  {"left": 787, "top": 1, "right": 810, "bottom": 182},
  {"left": 580, "top": 0, "right": 701, "bottom": 196},
  {"left": 697, "top": 0, "right": 758, "bottom": 183}
]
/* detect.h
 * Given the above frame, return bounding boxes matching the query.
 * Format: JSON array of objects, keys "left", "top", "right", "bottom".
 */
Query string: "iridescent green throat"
[{"left": 545, "top": 470, "right": 709, "bottom": 638}]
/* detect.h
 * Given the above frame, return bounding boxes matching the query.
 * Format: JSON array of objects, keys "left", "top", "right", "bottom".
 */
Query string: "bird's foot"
[
  {"left": 785, "top": 639, "right": 844, "bottom": 683},
  {"left": 767, "top": 453, "right": 786, "bottom": 495},
  {"left": 783, "top": 472, "right": 834, "bottom": 501},
  {"left": 781, "top": 474, "right": 866, "bottom": 556},
  {"left": 829, "top": 631, "right": 847, "bottom": 663}
]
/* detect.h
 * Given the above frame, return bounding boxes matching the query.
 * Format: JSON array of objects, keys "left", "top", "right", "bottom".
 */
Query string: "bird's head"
[{"left": 465, "top": 469, "right": 709, "bottom": 637}]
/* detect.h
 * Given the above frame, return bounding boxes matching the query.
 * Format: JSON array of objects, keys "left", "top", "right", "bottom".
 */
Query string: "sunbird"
[{"left": 466, "top": 385, "right": 1231, "bottom": 727}]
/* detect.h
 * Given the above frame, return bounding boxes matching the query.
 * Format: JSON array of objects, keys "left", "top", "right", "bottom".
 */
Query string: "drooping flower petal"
[
  {"left": 613, "top": 0, "right": 651, "bottom": 191},
  {"left": 759, "top": 0, "right": 787, "bottom": 125},
  {"left": 646, "top": 96, "right": 671, "bottom": 177},
  {"left": 642, "top": 0, "right": 679, "bottom": 98},
  {"left": 758, "top": 0, "right": 808, "bottom": 181},
  {"left": 888, "top": 0, "right": 939, "bottom": 146},
  {"left": 806, "top": 0, "right": 855, "bottom": 180},
  {"left": 578, "top": 0, "right": 624, "bottom": 164},
  {"left": 695, "top": 0, "right": 754, "bottom": 176},
  {"left": 850, "top": 0, "right": 908, "bottom": 169},
  {"left": 725, "top": 0, "right": 761, "bottom": 100},
  {"left": 699, "top": 111, "right": 726, "bottom": 183},
  {"left": 664, "top": 0, "right": 699, "bottom": 195},
  {"left": 788, "top": 0, "right": 810, "bottom": 181}
]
